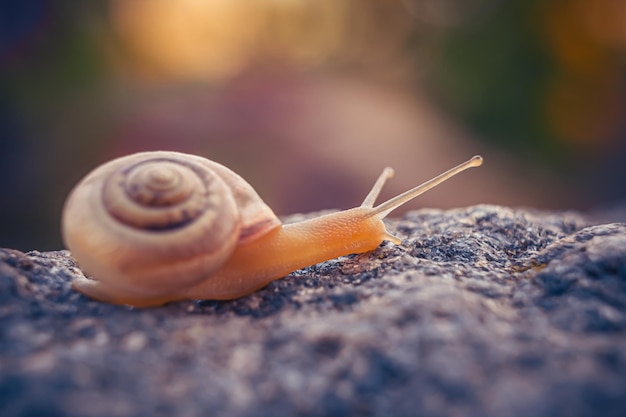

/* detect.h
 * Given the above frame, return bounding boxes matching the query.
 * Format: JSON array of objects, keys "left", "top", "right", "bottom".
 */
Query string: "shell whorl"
[
  {"left": 61, "top": 151, "right": 281, "bottom": 298},
  {"left": 102, "top": 157, "right": 216, "bottom": 231}
]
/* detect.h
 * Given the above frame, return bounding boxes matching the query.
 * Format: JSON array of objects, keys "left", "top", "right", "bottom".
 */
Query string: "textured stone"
[{"left": 1, "top": 205, "right": 625, "bottom": 417}]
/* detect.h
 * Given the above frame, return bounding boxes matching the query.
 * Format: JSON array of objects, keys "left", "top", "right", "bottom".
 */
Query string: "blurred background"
[{"left": 1, "top": 0, "right": 625, "bottom": 251}]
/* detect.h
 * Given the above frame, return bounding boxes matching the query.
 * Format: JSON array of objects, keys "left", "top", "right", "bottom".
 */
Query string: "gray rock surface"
[{"left": 1, "top": 205, "right": 625, "bottom": 417}]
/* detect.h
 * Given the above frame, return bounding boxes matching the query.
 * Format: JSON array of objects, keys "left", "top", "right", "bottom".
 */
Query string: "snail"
[{"left": 62, "top": 151, "right": 482, "bottom": 307}]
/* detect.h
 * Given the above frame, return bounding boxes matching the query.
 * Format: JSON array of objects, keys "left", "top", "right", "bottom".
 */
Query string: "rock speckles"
[{"left": 1, "top": 205, "right": 625, "bottom": 417}]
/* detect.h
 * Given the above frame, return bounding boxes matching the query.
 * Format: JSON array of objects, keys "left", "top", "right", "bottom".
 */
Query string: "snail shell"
[{"left": 62, "top": 151, "right": 281, "bottom": 302}]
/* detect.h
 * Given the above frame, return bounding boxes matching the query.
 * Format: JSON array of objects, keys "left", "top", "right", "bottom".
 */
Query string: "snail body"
[{"left": 62, "top": 151, "right": 482, "bottom": 307}]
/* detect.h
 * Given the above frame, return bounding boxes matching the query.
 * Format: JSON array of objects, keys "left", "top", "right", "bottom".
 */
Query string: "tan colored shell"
[{"left": 62, "top": 151, "right": 281, "bottom": 300}]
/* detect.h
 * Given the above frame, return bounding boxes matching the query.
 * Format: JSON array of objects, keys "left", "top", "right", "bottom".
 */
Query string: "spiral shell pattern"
[
  {"left": 102, "top": 158, "right": 216, "bottom": 231},
  {"left": 61, "top": 151, "right": 281, "bottom": 301}
]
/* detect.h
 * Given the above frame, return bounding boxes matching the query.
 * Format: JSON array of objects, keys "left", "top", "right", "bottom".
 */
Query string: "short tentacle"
[{"left": 361, "top": 167, "right": 394, "bottom": 208}]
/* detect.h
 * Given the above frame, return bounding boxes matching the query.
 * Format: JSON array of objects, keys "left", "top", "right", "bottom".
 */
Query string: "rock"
[{"left": 1, "top": 205, "right": 625, "bottom": 417}]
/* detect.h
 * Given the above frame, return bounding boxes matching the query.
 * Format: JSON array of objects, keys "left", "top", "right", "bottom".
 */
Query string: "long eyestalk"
[{"left": 368, "top": 155, "right": 483, "bottom": 219}]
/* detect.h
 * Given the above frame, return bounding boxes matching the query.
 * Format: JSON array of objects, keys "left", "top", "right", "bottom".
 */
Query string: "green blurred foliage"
[
  {"left": 429, "top": 0, "right": 625, "bottom": 165},
  {"left": 432, "top": 0, "right": 554, "bottom": 156}
]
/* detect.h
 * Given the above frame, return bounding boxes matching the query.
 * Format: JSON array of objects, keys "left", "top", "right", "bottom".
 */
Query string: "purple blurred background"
[{"left": 1, "top": 0, "right": 625, "bottom": 250}]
